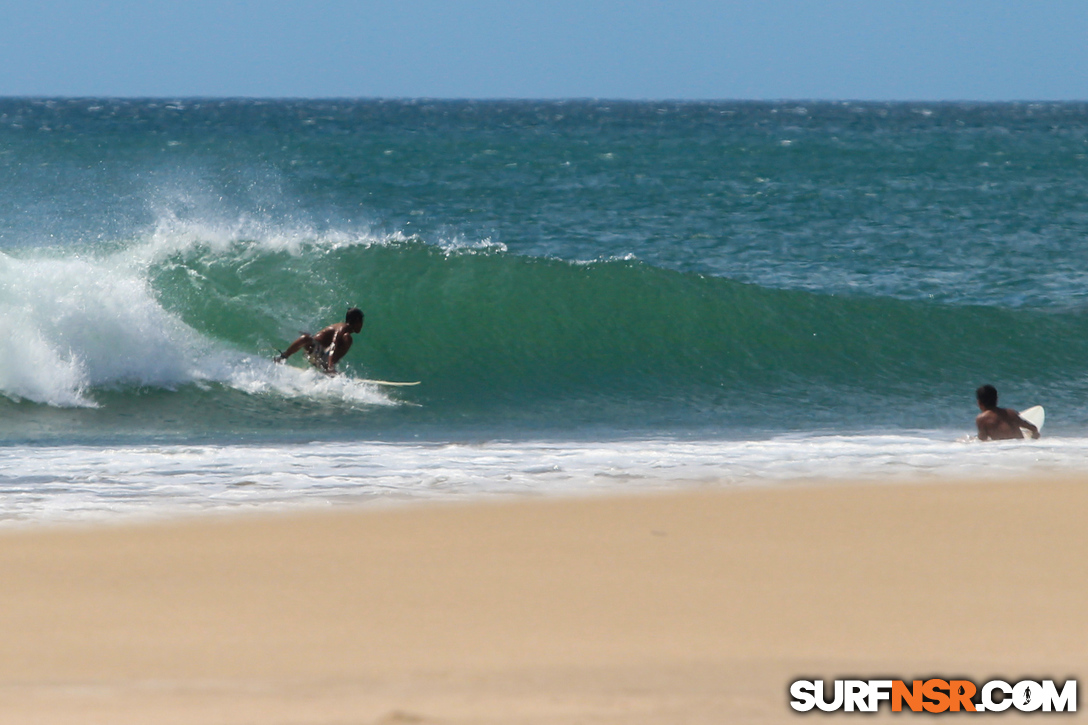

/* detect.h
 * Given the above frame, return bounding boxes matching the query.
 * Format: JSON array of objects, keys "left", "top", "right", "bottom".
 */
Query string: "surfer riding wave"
[{"left": 274, "top": 308, "right": 364, "bottom": 375}]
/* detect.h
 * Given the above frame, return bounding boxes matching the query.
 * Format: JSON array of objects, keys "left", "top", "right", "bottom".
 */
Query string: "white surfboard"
[
  {"left": 1018, "top": 405, "right": 1044, "bottom": 436},
  {"left": 358, "top": 379, "right": 421, "bottom": 387}
]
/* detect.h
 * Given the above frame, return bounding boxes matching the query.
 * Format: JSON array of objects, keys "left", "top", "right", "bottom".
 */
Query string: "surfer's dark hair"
[
  {"left": 346, "top": 307, "right": 363, "bottom": 325},
  {"left": 976, "top": 384, "right": 998, "bottom": 408}
]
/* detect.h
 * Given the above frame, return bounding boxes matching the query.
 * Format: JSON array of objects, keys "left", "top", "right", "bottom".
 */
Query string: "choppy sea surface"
[{"left": 3, "top": 99, "right": 1087, "bottom": 522}]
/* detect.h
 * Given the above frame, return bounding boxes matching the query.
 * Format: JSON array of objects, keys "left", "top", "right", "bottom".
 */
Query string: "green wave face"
[{"left": 144, "top": 237, "right": 1088, "bottom": 433}]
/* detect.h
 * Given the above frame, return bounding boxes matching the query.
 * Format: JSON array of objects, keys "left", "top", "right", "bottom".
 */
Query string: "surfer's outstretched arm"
[{"left": 274, "top": 333, "right": 313, "bottom": 362}]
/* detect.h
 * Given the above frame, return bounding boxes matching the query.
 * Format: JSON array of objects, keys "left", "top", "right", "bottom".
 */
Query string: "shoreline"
[
  {"left": 0, "top": 476, "right": 1083, "bottom": 723},
  {"left": 3, "top": 432, "right": 1084, "bottom": 525}
]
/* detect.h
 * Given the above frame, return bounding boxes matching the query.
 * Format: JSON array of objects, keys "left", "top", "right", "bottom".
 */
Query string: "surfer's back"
[{"left": 975, "top": 407, "right": 1025, "bottom": 441}]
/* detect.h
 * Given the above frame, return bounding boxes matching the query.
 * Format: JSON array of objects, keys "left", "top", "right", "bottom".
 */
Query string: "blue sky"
[{"left": 1, "top": 0, "right": 1086, "bottom": 100}]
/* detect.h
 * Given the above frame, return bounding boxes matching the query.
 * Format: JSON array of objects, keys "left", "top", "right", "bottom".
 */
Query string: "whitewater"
[{"left": 5, "top": 435, "right": 1087, "bottom": 523}]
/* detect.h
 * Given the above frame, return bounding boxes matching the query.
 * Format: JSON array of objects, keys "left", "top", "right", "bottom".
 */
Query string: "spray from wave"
[{"left": 0, "top": 223, "right": 400, "bottom": 408}]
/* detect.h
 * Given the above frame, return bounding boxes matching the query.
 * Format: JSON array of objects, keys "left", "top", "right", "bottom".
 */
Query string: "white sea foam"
[
  {"left": 0, "top": 250, "right": 200, "bottom": 405},
  {"left": 223, "top": 356, "right": 396, "bottom": 406},
  {"left": 133, "top": 202, "right": 419, "bottom": 266},
  {"left": 436, "top": 234, "right": 507, "bottom": 254},
  {"left": 0, "top": 240, "right": 395, "bottom": 408},
  {"left": 1, "top": 432, "right": 1084, "bottom": 524}
]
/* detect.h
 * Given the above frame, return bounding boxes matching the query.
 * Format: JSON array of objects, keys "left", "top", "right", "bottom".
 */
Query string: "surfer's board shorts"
[{"left": 306, "top": 342, "right": 333, "bottom": 372}]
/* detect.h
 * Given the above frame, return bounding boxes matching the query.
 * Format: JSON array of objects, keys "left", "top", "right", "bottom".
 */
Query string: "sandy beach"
[{"left": 0, "top": 477, "right": 1083, "bottom": 724}]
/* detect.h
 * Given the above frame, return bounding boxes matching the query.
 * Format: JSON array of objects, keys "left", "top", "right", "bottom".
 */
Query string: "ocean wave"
[{"left": 6, "top": 216, "right": 1088, "bottom": 434}]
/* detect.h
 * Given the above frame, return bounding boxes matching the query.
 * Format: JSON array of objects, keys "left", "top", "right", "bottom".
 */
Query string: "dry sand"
[{"left": 0, "top": 477, "right": 1084, "bottom": 724}]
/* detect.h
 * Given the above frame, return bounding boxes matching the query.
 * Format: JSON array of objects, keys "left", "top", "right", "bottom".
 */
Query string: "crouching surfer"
[
  {"left": 274, "top": 307, "right": 364, "bottom": 375},
  {"left": 975, "top": 384, "right": 1039, "bottom": 440}
]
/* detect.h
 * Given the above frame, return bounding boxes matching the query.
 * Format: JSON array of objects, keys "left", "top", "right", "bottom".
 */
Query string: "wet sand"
[{"left": 0, "top": 477, "right": 1084, "bottom": 724}]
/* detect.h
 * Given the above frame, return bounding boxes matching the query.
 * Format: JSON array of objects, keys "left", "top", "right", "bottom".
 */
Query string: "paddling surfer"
[
  {"left": 975, "top": 384, "right": 1039, "bottom": 440},
  {"left": 274, "top": 308, "right": 364, "bottom": 375}
]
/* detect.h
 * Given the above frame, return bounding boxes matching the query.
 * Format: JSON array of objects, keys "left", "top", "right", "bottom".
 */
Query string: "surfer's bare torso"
[
  {"left": 305, "top": 322, "right": 355, "bottom": 372},
  {"left": 275, "top": 308, "right": 364, "bottom": 374},
  {"left": 975, "top": 407, "right": 1038, "bottom": 441}
]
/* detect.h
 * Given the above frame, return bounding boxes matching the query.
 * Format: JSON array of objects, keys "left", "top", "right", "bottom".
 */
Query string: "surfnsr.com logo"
[{"left": 790, "top": 679, "right": 1077, "bottom": 713}]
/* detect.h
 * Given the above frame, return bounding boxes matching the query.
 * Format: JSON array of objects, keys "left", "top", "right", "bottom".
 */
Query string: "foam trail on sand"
[{"left": 1, "top": 432, "right": 1085, "bottom": 523}]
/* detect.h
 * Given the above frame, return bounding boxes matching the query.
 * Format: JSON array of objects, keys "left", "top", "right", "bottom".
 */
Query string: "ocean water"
[{"left": 3, "top": 99, "right": 1088, "bottom": 521}]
